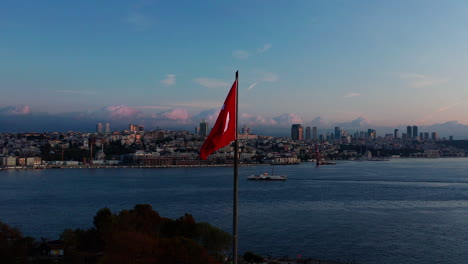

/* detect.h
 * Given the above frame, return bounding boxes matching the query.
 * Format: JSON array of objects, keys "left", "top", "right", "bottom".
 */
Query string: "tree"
[{"left": 0, "top": 220, "right": 35, "bottom": 263}]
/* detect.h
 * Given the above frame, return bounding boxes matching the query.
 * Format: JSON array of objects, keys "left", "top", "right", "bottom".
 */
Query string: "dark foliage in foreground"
[
  {"left": 0, "top": 204, "right": 231, "bottom": 264},
  {"left": 61, "top": 204, "right": 231, "bottom": 264}
]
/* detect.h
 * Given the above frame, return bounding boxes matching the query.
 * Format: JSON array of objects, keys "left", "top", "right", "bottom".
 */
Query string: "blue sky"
[{"left": 1, "top": 0, "right": 468, "bottom": 134}]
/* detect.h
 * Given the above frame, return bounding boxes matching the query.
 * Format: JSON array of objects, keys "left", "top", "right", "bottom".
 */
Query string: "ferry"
[{"left": 248, "top": 173, "right": 287, "bottom": 181}]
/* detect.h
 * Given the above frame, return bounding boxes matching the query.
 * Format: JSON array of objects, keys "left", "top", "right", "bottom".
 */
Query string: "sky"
[{"left": 1, "top": 0, "right": 468, "bottom": 136}]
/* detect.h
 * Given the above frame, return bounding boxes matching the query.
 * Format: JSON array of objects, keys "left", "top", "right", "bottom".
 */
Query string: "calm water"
[{"left": 1, "top": 158, "right": 467, "bottom": 264}]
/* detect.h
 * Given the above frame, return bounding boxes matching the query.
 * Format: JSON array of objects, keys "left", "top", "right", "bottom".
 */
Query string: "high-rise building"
[
  {"left": 431, "top": 132, "right": 439, "bottom": 140},
  {"left": 305, "top": 126, "right": 311, "bottom": 140},
  {"left": 105, "top": 123, "right": 110, "bottom": 134},
  {"left": 291, "top": 124, "right": 303, "bottom": 140},
  {"left": 312, "top": 127, "right": 318, "bottom": 140},
  {"left": 199, "top": 120, "right": 208, "bottom": 136},
  {"left": 96, "top": 123, "right": 103, "bottom": 133},
  {"left": 413, "top": 125, "right": 418, "bottom": 139},
  {"left": 406, "top": 126, "right": 412, "bottom": 139},
  {"left": 334, "top": 127, "right": 341, "bottom": 139},
  {"left": 424, "top": 132, "right": 429, "bottom": 140},
  {"left": 394, "top": 129, "right": 399, "bottom": 139},
  {"left": 129, "top": 124, "right": 137, "bottom": 132}
]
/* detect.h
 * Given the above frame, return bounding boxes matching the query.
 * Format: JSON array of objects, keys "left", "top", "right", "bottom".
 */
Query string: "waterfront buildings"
[{"left": 291, "top": 124, "right": 304, "bottom": 140}]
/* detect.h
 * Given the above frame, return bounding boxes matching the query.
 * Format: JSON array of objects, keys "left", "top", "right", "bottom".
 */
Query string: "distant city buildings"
[
  {"left": 407, "top": 126, "right": 412, "bottom": 139},
  {"left": 305, "top": 126, "right": 311, "bottom": 140},
  {"left": 291, "top": 124, "right": 303, "bottom": 140},
  {"left": 96, "top": 123, "right": 103, "bottom": 134},
  {"left": 394, "top": 129, "right": 399, "bottom": 139},
  {"left": 312, "top": 127, "right": 318, "bottom": 140},
  {"left": 334, "top": 127, "right": 341, "bottom": 140},
  {"left": 199, "top": 120, "right": 208, "bottom": 136},
  {"left": 413, "top": 125, "right": 418, "bottom": 139},
  {"left": 105, "top": 122, "right": 110, "bottom": 134},
  {"left": 129, "top": 124, "right": 144, "bottom": 132}
]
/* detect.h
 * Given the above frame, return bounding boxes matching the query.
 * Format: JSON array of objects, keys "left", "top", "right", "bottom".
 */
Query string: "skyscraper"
[
  {"left": 312, "top": 127, "right": 318, "bottom": 140},
  {"left": 394, "top": 129, "right": 399, "bottom": 139},
  {"left": 431, "top": 132, "right": 439, "bottom": 140},
  {"left": 407, "top": 126, "right": 412, "bottom": 139},
  {"left": 424, "top": 132, "right": 429, "bottom": 140},
  {"left": 96, "top": 123, "right": 103, "bottom": 133},
  {"left": 412, "top": 125, "right": 418, "bottom": 139},
  {"left": 105, "top": 123, "right": 110, "bottom": 134},
  {"left": 334, "top": 127, "right": 341, "bottom": 139},
  {"left": 291, "top": 124, "right": 303, "bottom": 140},
  {"left": 199, "top": 120, "right": 208, "bottom": 136},
  {"left": 305, "top": 126, "right": 311, "bottom": 140}
]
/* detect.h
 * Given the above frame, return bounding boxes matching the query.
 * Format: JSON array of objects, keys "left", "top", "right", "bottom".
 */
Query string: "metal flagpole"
[{"left": 232, "top": 70, "right": 239, "bottom": 264}]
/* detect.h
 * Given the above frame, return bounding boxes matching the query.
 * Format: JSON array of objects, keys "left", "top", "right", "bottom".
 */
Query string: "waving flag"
[{"left": 200, "top": 78, "right": 237, "bottom": 160}]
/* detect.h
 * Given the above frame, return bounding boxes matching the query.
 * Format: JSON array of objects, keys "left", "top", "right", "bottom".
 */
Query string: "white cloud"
[
  {"left": 399, "top": 73, "right": 446, "bottom": 88},
  {"left": 344, "top": 92, "right": 360, "bottom": 98},
  {"left": 136, "top": 101, "right": 222, "bottom": 110},
  {"left": 161, "top": 74, "right": 176, "bottom": 85},
  {"left": 232, "top": 50, "right": 250, "bottom": 60},
  {"left": 247, "top": 82, "right": 257, "bottom": 91},
  {"left": 194, "top": 78, "right": 230, "bottom": 89},
  {"left": 257, "top": 43, "right": 272, "bottom": 53}
]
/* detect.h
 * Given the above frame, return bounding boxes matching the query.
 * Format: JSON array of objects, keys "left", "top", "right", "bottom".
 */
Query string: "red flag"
[{"left": 200, "top": 79, "right": 237, "bottom": 160}]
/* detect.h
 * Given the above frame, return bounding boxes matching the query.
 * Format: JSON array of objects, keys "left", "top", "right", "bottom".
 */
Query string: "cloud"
[
  {"left": 273, "top": 113, "right": 302, "bottom": 125},
  {"left": 399, "top": 73, "right": 446, "bottom": 88},
  {"left": 161, "top": 74, "right": 176, "bottom": 86},
  {"left": 344, "top": 92, "right": 360, "bottom": 98},
  {"left": 310, "top": 116, "right": 328, "bottom": 126},
  {"left": 192, "top": 109, "right": 221, "bottom": 123},
  {"left": 418, "top": 98, "right": 468, "bottom": 123},
  {"left": 137, "top": 101, "right": 222, "bottom": 110},
  {"left": 95, "top": 105, "right": 144, "bottom": 120},
  {"left": 232, "top": 50, "right": 250, "bottom": 60},
  {"left": 247, "top": 83, "right": 257, "bottom": 91},
  {"left": 194, "top": 78, "right": 230, "bottom": 89},
  {"left": 257, "top": 43, "right": 272, "bottom": 53},
  {"left": 0, "top": 105, "right": 31, "bottom": 116},
  {"left": 125, "top": 12, "right": 153, "bottom": 30},
  {"left": 56, "top": 90, "right": 96, "bottom": 95},
  {"left": 159, "top": 108, "right": 190, "bottom": 121},
  {"left": 240, "top": 113, "right": 277, "bottom": 126}
]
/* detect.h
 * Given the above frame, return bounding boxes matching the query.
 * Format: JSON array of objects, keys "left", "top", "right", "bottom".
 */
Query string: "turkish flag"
[{"left": 200, "top": 79, "right": 237, "bottom": 160}]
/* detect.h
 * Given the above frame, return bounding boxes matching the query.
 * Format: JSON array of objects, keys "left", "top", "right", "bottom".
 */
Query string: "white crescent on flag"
[{"left": 223, "top": 112, "right": 230, "bottom": 133}]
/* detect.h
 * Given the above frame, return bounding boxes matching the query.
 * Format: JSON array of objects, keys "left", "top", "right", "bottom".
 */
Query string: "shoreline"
[
  {"left": 1, "top": 157, "right": 467, "bottom": 171},
  {"left": 0, "top": 163, "right": 271, "bottom": 170}
]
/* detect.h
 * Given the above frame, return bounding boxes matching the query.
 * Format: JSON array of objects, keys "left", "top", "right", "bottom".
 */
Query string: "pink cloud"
[
  {"left": 98, "top": 105, "right": 144, "bottom": 119},
  {"left": 273, "top": 113, "right": 302, "bottom": 125},
  {"left": 160, "top": 108, "right": 190, "bottom": 121},
  {"left": 240, "top": 113, "right": 277, "bottom": 126},
  {"left": 0, "top": 105, "right": 31, "bottom": 115}
]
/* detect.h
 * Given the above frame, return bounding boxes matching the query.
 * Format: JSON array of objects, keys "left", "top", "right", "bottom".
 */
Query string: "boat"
[{"left": 248, "top": 172, "right": 287, "bottom": 181}]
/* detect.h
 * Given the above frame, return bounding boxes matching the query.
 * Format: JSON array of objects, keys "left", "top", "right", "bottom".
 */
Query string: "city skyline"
[{"left": 2, "top": 1, "right": 468, "bottom": 135}]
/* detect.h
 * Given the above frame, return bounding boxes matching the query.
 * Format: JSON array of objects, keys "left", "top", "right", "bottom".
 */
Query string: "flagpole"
[{"left": 233, "top": 70, "right": 239, "bottom": 264}]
